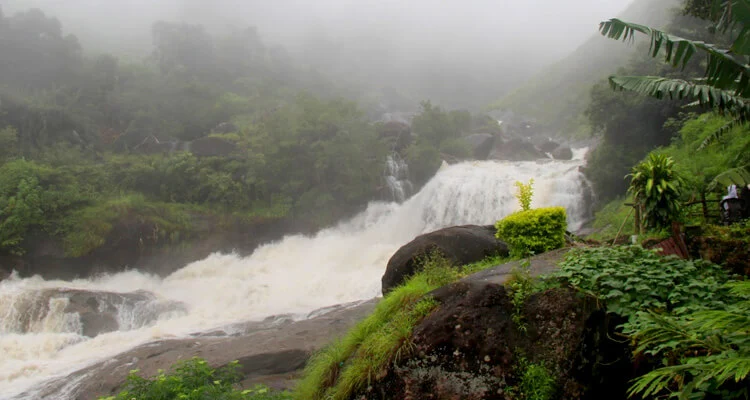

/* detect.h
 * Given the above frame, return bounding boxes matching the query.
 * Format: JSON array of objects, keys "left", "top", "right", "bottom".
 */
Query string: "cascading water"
[
  {"left": 0, "top": 152, "right": 592, "bottom": 399},
  {"left": 384, "top": 153, "right": 413, "bottom": 202}
]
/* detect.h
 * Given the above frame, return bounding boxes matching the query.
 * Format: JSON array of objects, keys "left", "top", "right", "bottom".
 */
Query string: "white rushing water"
[{"left": 0, "top": 154, "right": 591, "bottom": 399}]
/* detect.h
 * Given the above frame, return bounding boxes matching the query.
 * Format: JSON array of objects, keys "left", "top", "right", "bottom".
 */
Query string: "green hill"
[{"left": 489, "top": 0, "right": 680, "bottom": 138}]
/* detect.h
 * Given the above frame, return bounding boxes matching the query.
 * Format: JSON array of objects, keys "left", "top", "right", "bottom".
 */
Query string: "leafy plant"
[
  {"left": 629, "top": 280, "right": 750, "bottom": 399},
  {"left": 514, "top": 179, "right": 535, "bottom": 211},
  {"left": 707, "top": 164, "right": 750, "bottom": 192},
  {"left": 99, "top": 357, "right": 292, "bottom": 400},
  {"left": 598, "top": 0, "right": 750, "bottom": 147},
  {"left": 507, "top": 258, "right": 535, "bottom": 333},
  {"left": 516, "top": 357, "right": 557, "bottom": 400},
  {"left": 628, "top": 153, "right": 683, "bottom": 231},
  {"left": 556, "top": 246, "right": 730, "bottom": 327},
  {"left": 495, "top": 207, "right": 567, "bottom": 258}
]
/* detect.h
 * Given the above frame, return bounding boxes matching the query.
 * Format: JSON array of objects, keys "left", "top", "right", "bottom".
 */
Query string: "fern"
[
  {"left": 707, "top": 164, "right": 750, "bottom": 191},
  {"left": 629, "top": 281, "right": 750, "bottom": 399}
]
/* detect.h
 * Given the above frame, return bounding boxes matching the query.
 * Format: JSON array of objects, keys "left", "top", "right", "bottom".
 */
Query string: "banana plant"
[{"left": 599, "top": 0, "right": 750, "bottom": 148}]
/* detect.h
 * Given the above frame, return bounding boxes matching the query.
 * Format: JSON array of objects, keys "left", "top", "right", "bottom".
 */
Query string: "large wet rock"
[
  {"left": 552, "top": 145, "right": 574, "bottom": 160},
  {"left": 462, "top": 134, "right": 496, "bottom": 160},
  {"left": 4, "top": 288, "right": 186, "bottom": 338},
  {"left": 381, "top": 225, "right": 509, "bottom": 295},
  {"left": 360, "top": 283, "right": 633, "bottom": 400},
  {"left": 29, "top": 300, "right": 377, "bottom": 400},
  {"left": 489, "top": 138, "right": 547, "bottom": 161}
]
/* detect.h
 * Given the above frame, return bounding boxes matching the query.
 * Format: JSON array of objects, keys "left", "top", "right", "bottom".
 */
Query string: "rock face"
[
  {"left": 4, "top": 288, "right": 186, "bottom": 338},
  {"left": 381, "top": 225, "right": 509, "bottom": 294},
  {"left": 462, "top": 134, "right": 496, "bottom": 160},
  {"left": 537, "top": 139, "right": 560, "bottom": 153},
  {"left": 552, "top": 145, "right": 574, "bottom": 160},
  {"left": 29, "top": 300, "right": 377, "bottom": 400},
  {"left": 489, "top": 138, "right": 547, "bottom": 161},
  {"left": 360, "top": 283, "right": 633, "bottom": 400}
]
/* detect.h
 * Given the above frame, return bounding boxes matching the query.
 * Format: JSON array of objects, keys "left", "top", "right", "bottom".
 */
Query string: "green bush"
[
  {"left": 495, "top": 207, "right": 567, "bottom": 257},
  {"left": 99, "top": 357, "right": 292, "bottom": 400},
  {"left": 554, "top": 246, "right": 742, "bottom": 399}
]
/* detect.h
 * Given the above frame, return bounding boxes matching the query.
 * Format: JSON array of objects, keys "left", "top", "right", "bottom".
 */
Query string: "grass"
[{"left": 587, "top": 196, "right": 635, "bottom": 241}]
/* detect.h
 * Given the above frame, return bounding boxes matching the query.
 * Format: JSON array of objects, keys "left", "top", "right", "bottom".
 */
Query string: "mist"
[{"left": 2, "top": 0, "right": 632, "bottom": 110}]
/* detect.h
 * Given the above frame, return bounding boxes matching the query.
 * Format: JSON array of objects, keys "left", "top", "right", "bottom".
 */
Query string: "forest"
[{"left": 0, "top": 5, "right": 500, "bottom": 257}]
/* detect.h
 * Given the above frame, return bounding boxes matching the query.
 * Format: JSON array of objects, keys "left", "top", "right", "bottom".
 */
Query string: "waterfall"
[
  {"left": 384, "top": 153, "right": 413, "bottom": 202},
  {"left": 0, "top": 153, "right": 592, "bottom": 399}
]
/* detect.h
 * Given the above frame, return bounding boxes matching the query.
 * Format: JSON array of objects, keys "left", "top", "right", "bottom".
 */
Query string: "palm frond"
[
  {"left": 706, "top": 164, "right": 750, "bottom": 190},
  {"left": 699, "top": 116, "right": 748, "bottom": 149},
  {"left": 609, "top": 76, "right": 750, "bottom": 116},
  {"left": 600, "top": 18, "right": 750, "bottom": 96},
  {"left": 628, "top": 364, "right": 699, "bottom": 398}
]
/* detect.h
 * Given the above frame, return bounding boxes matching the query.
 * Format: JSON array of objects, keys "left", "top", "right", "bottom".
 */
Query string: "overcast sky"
[
  {"left": 4, "top": 0, "right": 634, "bottom": 58},
  {"left": 2, "top": 0, "right": 639, "bottom": 109}
]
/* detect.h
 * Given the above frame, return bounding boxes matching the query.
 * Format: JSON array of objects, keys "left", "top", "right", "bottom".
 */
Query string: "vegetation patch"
[
  {"left": 61, "top": 194, "right": 196, "bottom": 257},
  {"left": 554, "top": 245, "right": 749, "bottom": 398},
  {"left": 99, "top": 357, "right": 292, "bottom": 400}
]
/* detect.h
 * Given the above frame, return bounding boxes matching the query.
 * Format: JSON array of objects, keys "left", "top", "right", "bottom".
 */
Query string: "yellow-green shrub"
[{"left": 495, "top": 207, "right": 567, "bottom": 257}]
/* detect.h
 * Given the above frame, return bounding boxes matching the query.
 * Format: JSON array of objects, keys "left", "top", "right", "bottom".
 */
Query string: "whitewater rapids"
[{"left": 0, "top": 153, "right": 591, "bottom": 399}]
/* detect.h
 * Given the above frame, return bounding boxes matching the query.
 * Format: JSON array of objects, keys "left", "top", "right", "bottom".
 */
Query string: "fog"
[{"left": 2, "top": 0, "right": 633, "bottom": 109}]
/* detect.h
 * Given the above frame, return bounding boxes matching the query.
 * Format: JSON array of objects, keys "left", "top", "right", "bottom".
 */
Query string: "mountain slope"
[{"left": 489, "top": 0, "right": 681, "bottom": 138}]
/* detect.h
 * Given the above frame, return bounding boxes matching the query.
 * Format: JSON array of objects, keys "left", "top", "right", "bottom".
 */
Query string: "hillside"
[{"left": 489, "top": 0, "right": 680, "bottom": 138}]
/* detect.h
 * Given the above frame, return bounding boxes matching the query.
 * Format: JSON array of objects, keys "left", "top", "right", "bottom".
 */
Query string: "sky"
[{"left": 1, "top": 0, "right": 638, "bottom": 109}]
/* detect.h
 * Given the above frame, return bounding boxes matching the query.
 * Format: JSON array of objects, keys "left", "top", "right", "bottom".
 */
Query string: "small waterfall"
[
  {"left": 384, "top": 153, "right": 413, "bottom": 202},
  {"left": 0, "top": 153, "right": 592, "bottom": 399}
]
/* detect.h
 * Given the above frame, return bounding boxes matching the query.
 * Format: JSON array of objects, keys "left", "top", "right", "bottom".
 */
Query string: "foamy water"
[{"left": 0, "top": 153, "right": 591, "bottom": 399}]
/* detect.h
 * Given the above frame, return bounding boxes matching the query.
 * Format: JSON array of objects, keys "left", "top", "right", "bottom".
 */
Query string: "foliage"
[
  {"left": 556, "top": 246, "right": 749, "bottom": 398},
  {"left": 587, "top": 196, "right": 636, "bottom": 241},
  {"left": 507, "top": 258, "right": 535, "bottom": 333},
  {"left": 99, "top": 357, "right": 292, "bottom": 400},
  {"left": 628, "top": 153, "right": 684, "bottom": 230},
  {"left": 599, "top": 0, "right": 750, "bottom": 147},
  {"left": 629, "top": 280, "right": 750, "bottom": 399},
  {"left": 0, "top": 126, "right": 18, "bottom": 162},
  {"left": 555, "top": 245, "right": 731, "bottom": 334},
  {"left": 515, "top": 357, "right": 557, "bottom": 400},
  {"left": 707, "top": 164, "right": 750, "bottom": 191},
  {"left": 61, "top": 194, "right": 194, "bottom": 257},
  {"left": 495, "top": 207, "right": 567, "bottom": 258},
  {"left": 514, "top": 179, "right": 535, "bottom": 211},
  {"left": 0, "top": 159, "right": 89, "bottom": 254}
]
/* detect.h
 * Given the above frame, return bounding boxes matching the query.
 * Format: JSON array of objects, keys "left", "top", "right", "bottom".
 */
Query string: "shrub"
[
  {"left": 555, "top": 246, "right": 742, "bottom": 399},
  {"left": 99, "top": 357, "right": 292, "bottom": 400},
  {"left": 495, "top": 207, "right": 567, "bottom": 257},
  {"left": 514, "top": 179, "right": 534, "bottom": 211},
  {"left": 628, "top": 153, "right": 683, "bottom": 231}
]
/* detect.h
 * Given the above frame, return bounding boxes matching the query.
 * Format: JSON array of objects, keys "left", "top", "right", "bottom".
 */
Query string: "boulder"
[
  {"left": 461, "top": 134, "right": 496, "bottom": 160},
  {"left": 552, "top": 145, "right": 574, "bottom": 160},
  {"left": 489, "top": 138, "right": 546, "bottom": 161},
  {"left": 31, "top": 300, "right": 378, "bottom": 400},
  {"left": 381, "top": 225, "right": 509, "bottom": 295},
  {"left": 7, "top": 288, "right": 186, "bottom": 338},
  {"left": 537, "top": 139, "right": 560, "bottom": 153},
  {"left": 360, "top": 283, "right": 633, "bottom": 400},
  {"left": 188, "top": 136, "right": 237, "bottom": 157}
]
